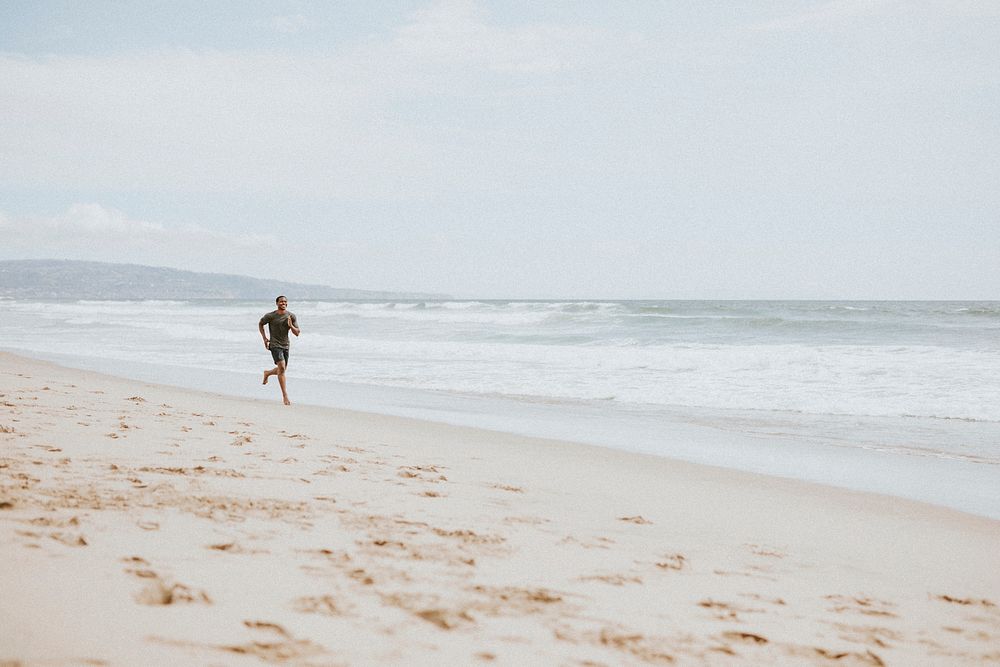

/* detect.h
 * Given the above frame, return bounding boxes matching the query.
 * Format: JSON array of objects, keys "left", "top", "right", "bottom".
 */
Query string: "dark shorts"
[{"left": 270, "top": 347, "right": 290, "bottom": 366}]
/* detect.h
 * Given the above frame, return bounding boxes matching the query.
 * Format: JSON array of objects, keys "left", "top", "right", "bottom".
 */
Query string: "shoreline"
[
  {"left": 2, "top": 352, "right": 999, "bottom": 664},
  {"left": 6, "top": 347, "right": 1000, "bottom": 521}
]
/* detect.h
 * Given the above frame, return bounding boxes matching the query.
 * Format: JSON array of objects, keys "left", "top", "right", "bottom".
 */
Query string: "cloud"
[
  {"left": 268, "top": 13, "right": 313, "bottom": 35},
  {"left": 744, "top": 0, "right": 888, "bottom": 32},
  {"left": 0, "top": 49, "right": 429, "bottom": 197},
  {"left": 392, "top": 0, "right": 614, "bottom": 74},
  {"left": 0, "top": 2, "right": 629, "bottom": 200},
  {"left": 1, "top": 203, "right": 280, "bottom": 267}
]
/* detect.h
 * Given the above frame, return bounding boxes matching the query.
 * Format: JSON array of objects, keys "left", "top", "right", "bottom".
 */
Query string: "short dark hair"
[{"left": 276, "top": 295, "right": 287, "bottom": 304}]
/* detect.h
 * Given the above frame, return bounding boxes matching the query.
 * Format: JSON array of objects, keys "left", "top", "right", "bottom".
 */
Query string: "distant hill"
[{"left": 0, "top": 260, "right": 448, "bottom": 300}]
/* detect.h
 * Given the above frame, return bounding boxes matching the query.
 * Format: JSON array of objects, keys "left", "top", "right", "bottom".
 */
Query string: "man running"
[{"left": 259, "top": 295, "right": 300, "bottom": 405}]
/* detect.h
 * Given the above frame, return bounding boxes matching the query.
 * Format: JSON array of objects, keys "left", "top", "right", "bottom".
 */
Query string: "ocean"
[{"left": 4, "top": 298, "right": 999, "bottom": 518}]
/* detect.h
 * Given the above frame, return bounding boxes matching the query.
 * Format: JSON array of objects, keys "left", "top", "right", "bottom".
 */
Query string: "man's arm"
[
  {"left": 288, "top": 314, "right": 300, "bottom": 337},
  {"left": 259, "top": 320, "right": 270, "bottom": 348}
]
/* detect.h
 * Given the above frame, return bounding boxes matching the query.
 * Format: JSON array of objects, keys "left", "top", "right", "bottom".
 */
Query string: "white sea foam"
[
  {"left": 9, "top": 298, "right": 1000, "bottom": 425},
  {"left": 10, "top": 300, "right": 998, "bottom": 406}
]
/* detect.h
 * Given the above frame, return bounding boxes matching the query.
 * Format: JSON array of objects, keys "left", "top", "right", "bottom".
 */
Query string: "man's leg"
[
  {"left": 276, "top": 360, "right": 290, "bottom": 405},
  {"left": 263, "top": 347, "right": 284, "bottom": 385}
]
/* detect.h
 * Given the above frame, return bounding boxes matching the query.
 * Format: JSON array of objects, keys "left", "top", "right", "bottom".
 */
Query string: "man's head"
[{"left": 276, "top": 296, "right": 288, "bottom": 311}]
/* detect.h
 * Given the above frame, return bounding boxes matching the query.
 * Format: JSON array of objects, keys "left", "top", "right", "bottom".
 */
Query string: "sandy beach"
[{"left": 1, "top": 351, "right": 998, "bottom": 666}]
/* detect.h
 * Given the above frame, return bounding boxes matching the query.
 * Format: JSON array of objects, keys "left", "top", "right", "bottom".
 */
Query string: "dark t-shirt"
[{"left": 260, "top": 310, "right": 297, "bottom": 349}]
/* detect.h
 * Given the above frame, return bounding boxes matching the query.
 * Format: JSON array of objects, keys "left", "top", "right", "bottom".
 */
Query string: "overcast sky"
[{"left": 1, "top": 1, "right": 997, "bottom": 299}]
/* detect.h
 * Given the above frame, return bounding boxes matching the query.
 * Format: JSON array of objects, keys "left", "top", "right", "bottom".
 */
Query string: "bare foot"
[
  {"left": 263, "top": 372, "right": 269, "bottom": 385},
  {"left": 283, "top": 396, "right": 291, "bottom": 406}
]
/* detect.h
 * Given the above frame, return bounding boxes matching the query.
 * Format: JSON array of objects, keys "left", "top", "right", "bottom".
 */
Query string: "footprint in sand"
[
  {"left": 49, "top": 531, "right": 88, "bottom": 547},
  {"left": 697, "top": 599, "right": 765, "bottom": 622},
  {"left": 293, "top": 595, "right": 347, "bottom": 616},
  {"left": 123, "top": 557, "right": 211, "bottom": 605},
  {"left": 398, "top": 465, "right": 448, "bottom": 483},
  {"left": 554, "top": 624, "right": 675, "bottom": 665},
  {"left": 16, "top": 529, "right": 87, "bottom": 548},
  {"left": 721, "top": 631, "right": 769, "bottom": 645},
  {"left": 429, "top": 527, "right": 495, "bottom": 542},
  {"left": 151, "top": 623, "right": 326, "bottom": 662},
  {"left": 578, "top": 573, "right": 643, "bottom": 586},
  {"left": 380, "top": 592, "right": 476, "bottom": 630},
  {"left": 829, "top": 623, "right": 901, "bottom": 650},
  {"left": 739, "top": 592, "right": 786, "bottom": 606},
  {"left": 824, "top": 595, "right": 898, "bottom": 618},
  {"left": 934, "top": 594, "right": 997, "bottom": 609},
  {"left": 746, "top": 543, "right": 786, "bottom": 558},
  {"left": 653, "top": 553, "right": 687, "bottom": 571},
  {"left": 489, "top": 483, "right": 524, "bottom": 493},
  {"left": 218, "top": 621, "right": 326, "bottom": 662},
  {"left": 557, "top": 535, "right": 615, "bottom": 550},
  {"left": 243, "top": 620, "right": 289, "bottom": 636},
  {"left": 135, "top": 576, "right": 212, "bottom": 606}
]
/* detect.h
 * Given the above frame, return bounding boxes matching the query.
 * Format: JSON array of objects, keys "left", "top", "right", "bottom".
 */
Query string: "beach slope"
[{"left": 1, "top": 353, "right": 998, "bottom": 665}]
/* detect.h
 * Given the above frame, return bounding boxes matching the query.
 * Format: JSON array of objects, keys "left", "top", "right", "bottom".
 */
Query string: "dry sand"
[{"left": 1, "top": 352, "right": 998, "bottom": 665}]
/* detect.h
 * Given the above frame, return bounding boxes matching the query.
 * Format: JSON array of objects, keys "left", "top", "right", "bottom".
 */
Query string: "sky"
[{"left": 1, "top": 0, "right": 997, "bottom": 299}]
